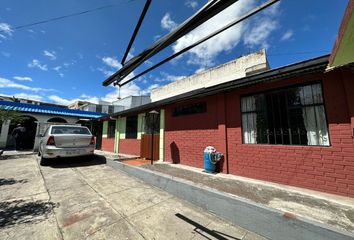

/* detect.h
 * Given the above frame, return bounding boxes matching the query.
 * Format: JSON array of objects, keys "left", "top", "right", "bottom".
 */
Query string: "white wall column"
[{"left": 0, "top": 120, "right": 10, "bottom": 148}]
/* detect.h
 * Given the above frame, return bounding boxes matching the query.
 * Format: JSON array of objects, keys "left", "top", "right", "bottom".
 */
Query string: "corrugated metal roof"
[
  {"left": 0, "top": 100, "right": 106, "bottom": 119},
  {"left": 109, "top": 54, "right": 329, "bottom": 118}
]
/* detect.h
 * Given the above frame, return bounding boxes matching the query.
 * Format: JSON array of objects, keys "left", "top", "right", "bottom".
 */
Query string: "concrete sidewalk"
[
  {"left": 96, "top": 151, "right": 354, "bottom": 239},
  {"left": 142, "top": 162, "right": 354, "bottom": 232},
  {"left": 0, "top": 154, "right": 265, "bottom": 240}
]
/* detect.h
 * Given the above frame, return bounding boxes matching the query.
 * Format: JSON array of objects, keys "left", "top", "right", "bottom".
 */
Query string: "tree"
[{"left": 0, "top": 109, "right": 27, "bottom": 125}]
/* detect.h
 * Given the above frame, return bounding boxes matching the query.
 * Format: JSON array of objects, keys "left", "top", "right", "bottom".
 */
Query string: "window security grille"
[{"left": 241, "top": 83, "right": 330, "bottom": 146}]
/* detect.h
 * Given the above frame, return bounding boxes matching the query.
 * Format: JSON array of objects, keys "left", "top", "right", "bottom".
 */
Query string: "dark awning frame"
[
  {"left": 102, "top": 0, "right": 240, "bottom": 86},
  {"left": 106, "top": 55, "right": 329, "bottom": 119}
]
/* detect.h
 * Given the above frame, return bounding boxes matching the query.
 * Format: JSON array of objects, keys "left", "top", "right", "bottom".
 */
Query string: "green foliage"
[{"left": 0, "top": 109, "right": 28, "bottom": 124}]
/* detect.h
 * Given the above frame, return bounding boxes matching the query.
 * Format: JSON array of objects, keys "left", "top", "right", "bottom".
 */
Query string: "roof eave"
[{"left": 107, "top": 55, "right": 329, "bottom": 118}]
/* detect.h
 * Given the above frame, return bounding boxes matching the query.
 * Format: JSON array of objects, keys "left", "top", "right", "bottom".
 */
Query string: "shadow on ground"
[
  {"left": 0, "top": 199, "right": 57, "bottom": 228},
  {"left": 0, "top": 178, "right": 28, "bottom": 186},
  {"left": 47, "top": 154, "right": 107, "bottom": 169},
  {"left": 175, "top": 213, "right": 241, "bottom": 240},
  {"left": 0, "top": 155, "right": 34, "bottom": 161}
]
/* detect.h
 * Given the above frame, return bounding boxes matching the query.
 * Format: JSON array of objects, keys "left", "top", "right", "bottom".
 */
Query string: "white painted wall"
[
  {"left": 151, "top": 50, "right": 269, "bottom": 102},
  {"left": 0, "top": 121, "right": 10, "bottom": 148},
  {"left": 0, "top": 112, "right": 81, "bottom": 150}
]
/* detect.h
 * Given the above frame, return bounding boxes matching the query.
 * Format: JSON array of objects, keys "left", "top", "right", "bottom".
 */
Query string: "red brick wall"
[
  {"left": 119, "top": 139, "right": 141, "bottom": 156},
  {"left": 164, "top": 94, "right": 227, "bottom": 171},
  {"left": 102, "top": 137, "right": 115, "bottom": 152},
  {"left": 164, "top": 69, "right": 354, "bottom": 197}
]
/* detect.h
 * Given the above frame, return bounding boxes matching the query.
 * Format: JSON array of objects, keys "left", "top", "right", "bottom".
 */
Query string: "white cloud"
[
  {"left": 101, "top": 81, "right": 158, "bottom": 102},
  {"left": 1, "top": 51, "right": 11, "bottom": 57},
  {"left": 243, "top": 3, "right": 280, "bottom": 49},
  {"left": 63, "top": 60, "right": 76, "bottom": 68},
  {"left": 0, "top": 77, "right": 53, "bottom": 92},
  {"left": 126, "top": 51, "right": 134, "bottom": 62},
  {"left": 185, "top": 0, "right": 198, "bottom": 9},
  {"left": 102, "top": 56, "right": 121, "bottom": 69},
  {"left": 157, "top": 72, "right": 186, "bottom": 82},
  {"left": 53, "top": 66, "right": 64, "bottom": 77},
  {"left": 100, "top": 56, "right": 137, "bottom": 82},
  {"left": 13, "top": 93, "right": 44, "bottom": 102},
  {"left": 13, "top": 76, "right": 33, "bottom": 82},
  {"left": 43, "top": 50, "right": 57, "bottom": 60},
  {"left": 101, "top": 83, "right": 142, "bottom": 102},
  {"left": 53, "top": 66, "right": 62, "bottom": 71},
  {"left": 77, "top": 53, "right": 84, "bottom": 59},
  {"left": 280, "top": 29, "right": 294, "bottom": 41},
  {"left": 0, "top": 22, "right": 13, "bottom": 39},
  {"left": 173, "top": 1, "right": 256, "bottom": 67},
  {"left": 28, "top": 59, "right": 48, "bottom": 71},
  {"left": 141, "top": 84, "right": 160, "bottom": 95},
  {"left": 173, "top": 1, "right": 280, "bottom": 67},
  {"left": 97, "top": 68, "right": 115, "bottom": 78},
  {"left": 144, "top": 60, "right": 153, "bottom": 67},
  {"left": 47, "top": 95, "right": 72, "bottom": 105},
  {"left": 154, "top": 35, "right": 161, "bottom": 41},
  {"left": 161, "top": 13, "right": 177, "bottom": 31},
  {"left": 48, "top": 94, "right": 100, "bottom": 106}
]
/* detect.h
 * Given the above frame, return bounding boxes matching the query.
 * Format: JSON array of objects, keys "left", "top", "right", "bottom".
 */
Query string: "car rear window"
[{"left": 51, "top": 126, "right": 91, "bottom": 135}]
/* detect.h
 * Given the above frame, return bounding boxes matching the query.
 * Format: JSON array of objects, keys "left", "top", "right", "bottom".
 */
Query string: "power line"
[{"left": 0, "top": 0, "right": 136, "bottom": 33}]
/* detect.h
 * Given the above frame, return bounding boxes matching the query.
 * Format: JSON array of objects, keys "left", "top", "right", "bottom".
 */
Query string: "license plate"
[{"left": 66, "top": 150, "right": 79, "bottom": 155}]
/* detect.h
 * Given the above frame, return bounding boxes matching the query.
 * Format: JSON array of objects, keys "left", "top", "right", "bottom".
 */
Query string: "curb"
[{"left": 106, "top": 158, "right": 354, "bottom": 240}]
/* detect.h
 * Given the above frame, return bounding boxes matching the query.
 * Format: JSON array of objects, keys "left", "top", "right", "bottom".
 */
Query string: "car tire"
[{"left": 40, "top": 156, "right": 48, "bottom": 166}]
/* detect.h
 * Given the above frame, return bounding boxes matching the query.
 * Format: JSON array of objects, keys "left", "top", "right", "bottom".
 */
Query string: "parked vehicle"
[{"left": 39, "top": 125, "right": 95, "bottom": 165}]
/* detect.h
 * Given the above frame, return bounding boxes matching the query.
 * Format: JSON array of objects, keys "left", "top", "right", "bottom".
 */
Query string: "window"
[
  {"left": 51, "top": 126, "right": 91, "bottom": 135},
  {"left": 126, "top": 116, "right": 138, "bottom": 139},
  {"left": 172, "top": 102, "right": 207, "bottom": 117},
  {"left": 107, "top": 120, "right": 116, "bottom": 138},
  {"left": 241, "top": 83, "right": 330, "bottom": 146},
  {"left": 96, "top": 105, "right": 102, "bottom": 113},
  {"left": 145, "top": 113, "right": 160, "bottom": 134},
  {"left": 108, "top": 105, "right": 114, "bottom": 114}
]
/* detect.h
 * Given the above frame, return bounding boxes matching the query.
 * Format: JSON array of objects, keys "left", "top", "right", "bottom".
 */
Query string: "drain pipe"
[{"left": 224, "top": 92, "right": 229, "bottom": 174}]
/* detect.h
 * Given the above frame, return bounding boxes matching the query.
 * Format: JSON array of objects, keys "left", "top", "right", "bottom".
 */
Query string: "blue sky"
[{"left": 0, "top": 0, "right": 348, "bottom": 105}]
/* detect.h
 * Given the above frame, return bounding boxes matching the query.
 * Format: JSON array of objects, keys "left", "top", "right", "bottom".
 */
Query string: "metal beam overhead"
[
  {"left": 103, "top": 0, "right": 240, "bottom": 86},
  {"left": 121, "top": 0, "right": 152, "bottom": 65},
  {"left": 118, "top": 0, "right": 280, "bottom": 87}
]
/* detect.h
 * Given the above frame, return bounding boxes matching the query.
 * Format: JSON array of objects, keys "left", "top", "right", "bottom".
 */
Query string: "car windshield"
[{"left": 51, "top": 126, "right": 91, "bottom": 135}]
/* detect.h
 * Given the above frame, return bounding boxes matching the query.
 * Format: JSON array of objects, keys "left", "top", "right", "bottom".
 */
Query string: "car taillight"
[
  {"left": 47, "top": 136, "right": 55, "bottom": 146},
  {"left": 90, "top": 136, "right": 95, "bottom": 145}
]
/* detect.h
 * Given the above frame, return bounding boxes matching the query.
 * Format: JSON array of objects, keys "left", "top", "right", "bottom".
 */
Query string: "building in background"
[
  {"left": 0, "top": 95, "right": 67, "bottom": 108},
  {"left": 0, "top": 100, "right": 105, "bottom": 151},
  {"left": 69, "top": 96, "right": 151, "bottom": 114}
]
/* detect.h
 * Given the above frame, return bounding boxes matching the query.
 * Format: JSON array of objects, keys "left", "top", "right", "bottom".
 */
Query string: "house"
[
  {"left": 0, "top": 94, "right": 67, "bottom": 108},
  {"left": 69, "top": 96, "right": 151, "bottom": 114},
  {"left": 0, "top": 100, "right": 106, "bottom": 151},
  {"left": 100, "top": 2, "right": 354, "bottom": 198},
  {"left": 100, "top": 50, "right": 354, "bottom": 198}
]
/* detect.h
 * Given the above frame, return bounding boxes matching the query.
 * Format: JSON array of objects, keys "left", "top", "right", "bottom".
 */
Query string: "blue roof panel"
[{"left": 0, "top": 100, "right": 107, "bottom": 119}]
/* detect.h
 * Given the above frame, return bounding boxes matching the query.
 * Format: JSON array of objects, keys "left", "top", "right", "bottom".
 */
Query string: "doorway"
[
  {"left": 8, "top": 115, "right": 37, "bottom": 150},
  {"left": 140, "top": 111, "right": 160, "bottom": 160}
]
